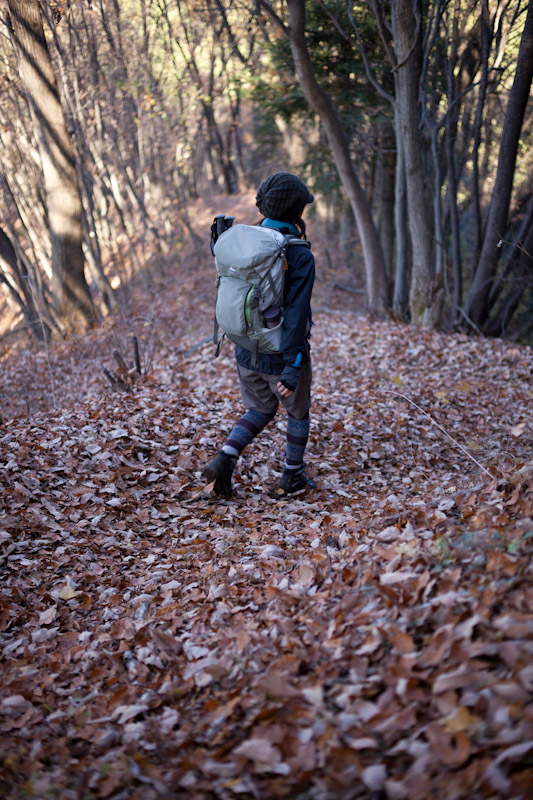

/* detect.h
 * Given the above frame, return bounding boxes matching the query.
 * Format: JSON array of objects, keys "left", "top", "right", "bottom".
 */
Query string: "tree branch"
[
  {"left": 254, "top": 0, "right": 287, "bottom": 34},
  {"left": 367, "top": 0, "right": 396, "bottom": 66},
  {"left": 212, "top": 0, "right": 248, "bottom": 64},
  {"left": 344, "top": 1, "right": 394, "bottom": 105},
  {"left": 389, "top": 391, "right": 494, "bottom": 478}
]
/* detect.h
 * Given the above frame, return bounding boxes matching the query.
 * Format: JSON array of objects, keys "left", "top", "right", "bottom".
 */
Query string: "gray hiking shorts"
[{"left": 236, "top": 361, "right": 312, "bottom": 420}]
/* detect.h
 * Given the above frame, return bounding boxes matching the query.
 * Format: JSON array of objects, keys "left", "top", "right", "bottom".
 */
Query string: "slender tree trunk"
[
  {"left": 392, "top": 110, "right": 409, "bottom": 319},
  {"left": 484, "top": 215, "right": 533, "bottom": 338},
  {"left": 0, "top": 170, "right": 60, "bottom": 332},
  {"left": 489, "top": 195, "right": 533, "bottom": 308},
  {"left": 202, "top": 101, "right": 239, "bottom": 193},
  {"left": 374, "top": 121, "right": 396, "bottom": 281},
  {"left": 286, "top": 0, "right": 390, "bottom": 317},
  {"left": 0, "top": 228, "right": 47, "bottom": 340},
  {"left": 465, "top": 0, "right": 533, "bottom": 328},
  {"left": 446, "top": 0, "right": 463, "bottom": 323},
  {"left": 392, "top": 0, "right": 441, "bottom": 327},
  {"left": 7, "top": 0, "right": 95, "bottom": 329},
  {"left": 469, "top": 0, "right": 492, "bottom": 280}
]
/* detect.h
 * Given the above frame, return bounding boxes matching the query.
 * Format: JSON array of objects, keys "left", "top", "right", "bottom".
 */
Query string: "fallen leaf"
[
  {"left": 38, "top": 606, "right": 57, "bottom": 625},
  {"left": 59, "top": 585, "right": 80, "bottom": 601}
]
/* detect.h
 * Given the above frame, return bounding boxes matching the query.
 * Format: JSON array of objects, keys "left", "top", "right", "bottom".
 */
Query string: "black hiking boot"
[
  {"left": 203, "top": 451, "right": 237, "bottom": 498},
  {"left": 278, "top": 464, "right": 316, "bottom": 495}
]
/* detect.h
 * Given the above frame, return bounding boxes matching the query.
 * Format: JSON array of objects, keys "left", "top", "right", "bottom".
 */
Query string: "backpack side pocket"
[
  {"left": 260, "top": 317, "right": 283, "bottom": 351},
  {"left": 216, "top": 277, "right": 251, "bottom": 337}
]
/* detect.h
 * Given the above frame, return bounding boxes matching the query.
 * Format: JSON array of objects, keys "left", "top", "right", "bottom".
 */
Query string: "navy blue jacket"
[{"left": 235, "top": 222, "right": 315, "bottom": 374}]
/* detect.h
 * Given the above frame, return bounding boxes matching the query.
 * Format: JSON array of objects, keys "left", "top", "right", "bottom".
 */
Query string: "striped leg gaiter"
[
  {"left": 222, "top": 409, "right": 274, "bottom": 458},
  {"left": 285, "top": 414, "right": 310, "bottom": 469}
]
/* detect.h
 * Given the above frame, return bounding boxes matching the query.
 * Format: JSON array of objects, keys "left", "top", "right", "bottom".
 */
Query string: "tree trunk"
[
  {"left": 484, "top": 212, "right": 533, "bottom": 338},
  {"left": 445, "top": 0, "right": 463, "bottom": 323},
  {"left": 392, "top": 0, "right": 441, "bottom": 327},
  {"left": 42, "top": 0, "right": 115, "bottom": 315},
  {"left": 202, "top": 101, "right": 239, "bottom": 194},
  {"left": 374, "top": 121, "right": 396, "bottom": 281},
  {"left": 0, "top": 228, "right": 46, "bottom": 340},
  {"left": 392, "top": 112, "right": 409, "bottom": 319},
  {"left": 7, "top": 0, "right": 96, "bottom": 329},
  {"left": 464, "top": 0, "right": 533, "bottom": 328},
  {"left": 468, "top": 0, "right": 492, "bottom": 281},
  {"left": 286, "top": 0, "right": 390, "bottom": 317}
]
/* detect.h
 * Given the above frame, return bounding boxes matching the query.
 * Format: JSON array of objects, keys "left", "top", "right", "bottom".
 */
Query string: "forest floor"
[{"left": 0, "top": 192, "right": 532, "bottom": 799}]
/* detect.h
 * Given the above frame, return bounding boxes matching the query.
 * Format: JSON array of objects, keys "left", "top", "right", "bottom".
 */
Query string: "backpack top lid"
[{"left": 213, "top": 224, "right": 286, "bottom": 274}]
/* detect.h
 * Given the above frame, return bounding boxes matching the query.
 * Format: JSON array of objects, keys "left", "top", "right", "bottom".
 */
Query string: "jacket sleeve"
[{"left": 280, "top": 244, "right": 315, "bottom": 366}]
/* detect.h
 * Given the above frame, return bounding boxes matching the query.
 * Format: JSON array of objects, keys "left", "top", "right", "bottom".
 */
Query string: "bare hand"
[{"left": 277, "top": 381, "right": 293, "bottom": 398}]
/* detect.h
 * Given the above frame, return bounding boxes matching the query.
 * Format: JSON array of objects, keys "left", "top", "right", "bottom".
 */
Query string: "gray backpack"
[{"left": 213, "top": 224, "right": 310, "bottom": 363}]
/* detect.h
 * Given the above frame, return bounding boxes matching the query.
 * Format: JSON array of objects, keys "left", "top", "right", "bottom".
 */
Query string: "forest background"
[{"left": 0, "top": 0, "right": 532, "bottom": 348}]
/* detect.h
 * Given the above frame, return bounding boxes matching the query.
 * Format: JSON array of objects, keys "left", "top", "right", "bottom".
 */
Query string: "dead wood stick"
[
  {"left": 132, "top": 336, "right": 142, "bottom": 374},
  {"left": 113, "top": 349, "right": 128, "bottom": 373},
  {"left": 103, "top": 367, "right": 130, "bottom": 392},
  {"left": 333, "top": 282, "right": 366, "bottom": 295}
]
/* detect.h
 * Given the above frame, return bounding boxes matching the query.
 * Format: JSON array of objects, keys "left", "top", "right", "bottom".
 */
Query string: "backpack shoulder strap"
[
  {"left": 280, "top": 235, "right": 311, "bottom": 271},
  {"left": 284, "top": 234, "right": 310, "bottom": 246},
  {"left": 282, "top": 235, "right": 311, "bottom": 254}
]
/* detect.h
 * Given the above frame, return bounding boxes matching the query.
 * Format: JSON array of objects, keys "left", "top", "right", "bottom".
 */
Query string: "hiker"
[{"left": 203, "top": 171, "right": 316, "bottom": 497}]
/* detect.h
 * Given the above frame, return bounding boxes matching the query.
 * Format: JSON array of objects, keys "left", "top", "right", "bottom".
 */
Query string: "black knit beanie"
[{"left": 255, "top": 172, "right": 314, "bottom": 221}]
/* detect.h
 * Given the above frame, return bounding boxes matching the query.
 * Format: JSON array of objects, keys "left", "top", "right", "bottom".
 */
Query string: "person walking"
[{"left": 203, "top": 171, "right": 316, "bottom": 497}]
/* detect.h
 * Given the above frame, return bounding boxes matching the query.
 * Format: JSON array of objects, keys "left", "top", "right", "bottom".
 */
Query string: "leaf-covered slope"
[
  {"left": 0, "top": 307, "right": 532, "bottom": 798},
  {"left": 0, "top": 313, "right": 533, "bottom": 800}
]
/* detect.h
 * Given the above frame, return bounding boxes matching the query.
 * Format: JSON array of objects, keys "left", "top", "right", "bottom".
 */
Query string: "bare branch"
[
  {"left": 345, "top": 1, "right": 394, "bottom": 104},
  {"left": 389, "top": 391, "right": 494, "bottom": 478},
  {"left": 103, "top": 367, "right": 131, "bottom": 392},
  {"left": 212, "top": 0, "right": 248, "bottom": 64},
  {"left": 255, "top": 0, "right": 287, "bottom": 34},
  {"left": 455, "top": 304, "right": 484, "bottom": 336},
  {"left": 421, "top": 0, "right": 451, "bottom": 90},
  {"left": 367, "top": 0, "right": 396, "bottom": 66}
]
